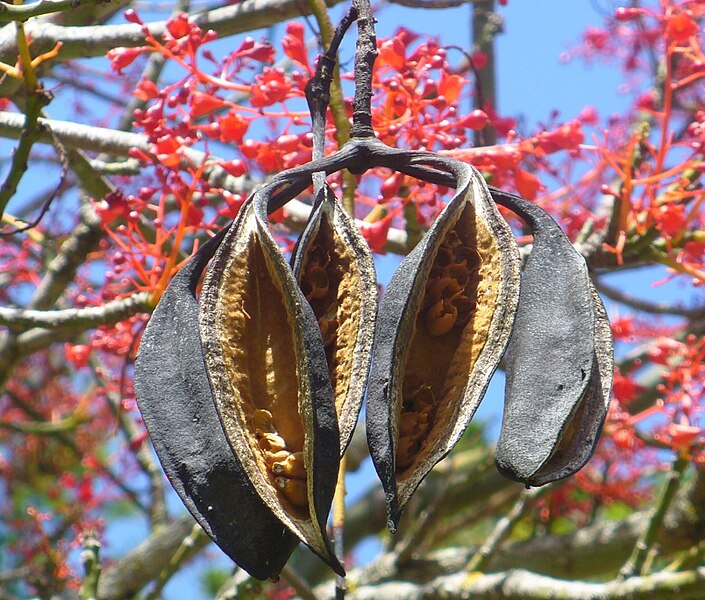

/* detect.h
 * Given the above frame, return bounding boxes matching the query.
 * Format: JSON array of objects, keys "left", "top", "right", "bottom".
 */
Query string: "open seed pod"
[
  {"left": 367, "top": 163, "right": 521, "bottom": 530},
  {"left": 492, "top": 190, "right": 614, "bottom": 486},
  {"left": 134, "top": 225, "right": 299, "bottom": 581},
  {"left": 291, "top": 184, "right": 377, "bottom": 454},
  {"left": 199, "top": 191, "right": 343, "bottom": 575}
]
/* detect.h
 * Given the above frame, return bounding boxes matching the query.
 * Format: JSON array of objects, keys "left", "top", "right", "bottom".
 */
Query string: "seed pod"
[
  {"left": 492, "top": 191, "right": 614, "bottom": 486},
  {"left": 134, "top": 227, "right": 299, "bottom": 582},
  {"left": 199, "top": 193, "right": 343, "bottom": 575},
  {"left": 367, "top": 165, "right": 521, "bottom": 530},
  {"left": 292, "top": 185, "right": 378, "bottom": 454}
]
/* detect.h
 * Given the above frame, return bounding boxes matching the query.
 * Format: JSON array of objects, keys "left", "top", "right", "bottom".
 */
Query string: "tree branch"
[
  {"left": 0, "top": 111, "right": 244, "bottom": 194},
  {"left": 596, "top": 278, "right": 705, "bottom": 318},
  {"left": 0, "top": 0, "right": 117, "bottom": 23},
  {"left": 97, "top": 515, "right": 209, "bottom": 600},
  {"left": 471, "top": 0, "right": 500, "bottom": 146},
  {"left": 0, "top": 291, "right": 152, "bottom": 331},
  {"left": 0, "top": 0, "right": 348, "bottom": 70}
]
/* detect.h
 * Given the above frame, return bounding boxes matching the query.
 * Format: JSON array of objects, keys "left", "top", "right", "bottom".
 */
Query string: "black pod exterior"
[
  {"left": 134, "top": 225, "right": 298, "bottom": 581},
  {"left": 492, "top": 190, "right": 614, "bottom": 486}
]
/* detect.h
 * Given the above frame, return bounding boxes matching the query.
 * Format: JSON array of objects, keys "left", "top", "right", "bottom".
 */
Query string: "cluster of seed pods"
[{"left": 134, "top": 139, "right": 613, "bottom": 580}]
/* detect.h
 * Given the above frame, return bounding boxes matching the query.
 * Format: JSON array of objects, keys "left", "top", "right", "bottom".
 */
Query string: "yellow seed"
[
  {"left": 453, "top": 294, "right": 476, "bottom": 327},
  {"left": 263, "top": 449, "right": 289, "bottom": 466},
  {"left": 275, "top": 476, "right": 308, "bottom": 507},
  {"left": 425, "top": 299, "right": 458, "bottom": 336},
  {"left": 252, "top": 408, "right": 276, "bottom": 433},
  {"left": 272, "top": 451, "right": 306, "bottom": 480},
  {"left": 304, "top": 265, "right": 330, "bottom": 300},
  {"left": 396, "top": 436, "right": 419, "bottom": 470},
  {"left": 258, "top": 432, "right": 287, "bottom": 453}
]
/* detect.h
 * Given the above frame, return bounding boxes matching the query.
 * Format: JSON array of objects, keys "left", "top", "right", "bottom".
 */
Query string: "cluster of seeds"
[
  {"left": 396, "top": 379, "right": 435, "bottom": 471},
  {"left": 395, "top": 229, "right": 481, "bottom": 473},
  {"left": 423, "top": 230, "right": 480, "bottom": 337},
  {"left": 300, "top": 239, "right": 341, "bottom": 359},
  {"left": 252, "top": 409, "right": 308, "bottom": 508}
]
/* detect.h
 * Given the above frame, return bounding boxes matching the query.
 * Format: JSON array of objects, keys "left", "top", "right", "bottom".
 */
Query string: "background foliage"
[{"left": 1, "top": 0, "right": 704, "bottom": 598}]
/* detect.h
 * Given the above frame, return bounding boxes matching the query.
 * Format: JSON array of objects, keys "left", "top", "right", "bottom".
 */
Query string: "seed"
[
  {"left": 257, "top": 432, "right": 287, "bottom": 453},
  {"left": 252, "top": 408, "right": 276, "bottom": 433},
  {"left": 424, "top": 299, "right": 458, "bottom": 336},
  {"left": 275, "top": 477, "right": 309, "bottom": 508},
  {"left": 272, "top": 452, "right": 307, "bottom": 479}
]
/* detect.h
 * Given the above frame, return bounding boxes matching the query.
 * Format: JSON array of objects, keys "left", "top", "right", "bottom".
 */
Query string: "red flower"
[
  {"left": 378, "top": 37, "right": 406, "bottom": 71},
  {"left": 514, "top": 168, "right": 541, "bottom": 199},
  {"left": 250, "top": 68, "right": 292, "bottom": 107},
  {"left": 107, "top": 46, "right": 147, "bottom": 73},
  {"left": 190, "top": 91, "right": 228, "bottom": 117},
  {"left": 65, "top": 344, "right": 91, "bottom": 369},
  {"left": 665, "top": 13, "right": 699, "bottom": 44},
  {"left": 612, "top": 372, "right": 646, "bottom": 405},
  {"left": 651, "top": 202, "right": 686, "bottom": 238},
  {"left": 233, "top": 37, "right": 275, "bottom": 63},
  {"left": 282, "top": 22, "right": 310, "bottom": 71},
  {"left": 166, "top": 13, "right": 192, "bottom": 40},
  {"left": 218, "top": 112, "right": 250, "bottom": 144},
  {"left": 360, "top": 217, "right": 392, "bottom": 253}
]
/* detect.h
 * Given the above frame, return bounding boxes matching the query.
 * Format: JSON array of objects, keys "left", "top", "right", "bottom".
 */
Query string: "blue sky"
[{"left": 1, "top": 1, "right": 675, "bottom": 597}]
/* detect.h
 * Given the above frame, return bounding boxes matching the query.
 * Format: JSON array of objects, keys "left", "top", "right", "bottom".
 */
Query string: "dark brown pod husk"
[
  {"left": 199, "top": 192, "right": 343, "bottom": 575},
  {"left": 492, "top": 190, "right": 614, "bottom": 486},
  {"left": 134, "top": 225, "right": 299, "bottom": 581},
  {"left": 291, "top": 184, "right": 377, "bottom": 455},
  {"left": 367, "top": 164, "right": 521, "bottom": 531}
]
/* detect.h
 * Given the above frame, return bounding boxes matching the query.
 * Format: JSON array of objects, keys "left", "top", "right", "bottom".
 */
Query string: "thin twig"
[
  {"left": 0, "top": 89, "right": 52, "bottom": 219},
  {"left": 79, "top": 532, "right": 102, "bottom": 600},
  {"left": 279, "top": 564, "right": 318, "bottom": 600},
  {"left": 388, "top": 0, "right": 476, "bottom": 7},
  {"left": 92, "top": 355, "right": 168, "bottom": 528},
  {"left": 4, "top": 388, "right": 149, "bottom": 514},
  {"left": 304, "top": 4, "right": 357, "bottom": 193},
  {"left": 467, "top": 486, "right": 544, "bottom": 572},
  {"left": 0, "top": 124, "right": 69, "bottom": 235},
  {"left": 333, "top": 455, "right": 347, "bottom": 599},
  {"left": 306, "top": 0, "right": 357, "bottom": 211},
  {"left": 595, "top": 279, "right": 705, "bottom": 318},
  {"left": 144, "top": 524, "right": 204, "bottom": 600},
  {"left": 619, "top": 455, "right": 690, "bottom": 580}
]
